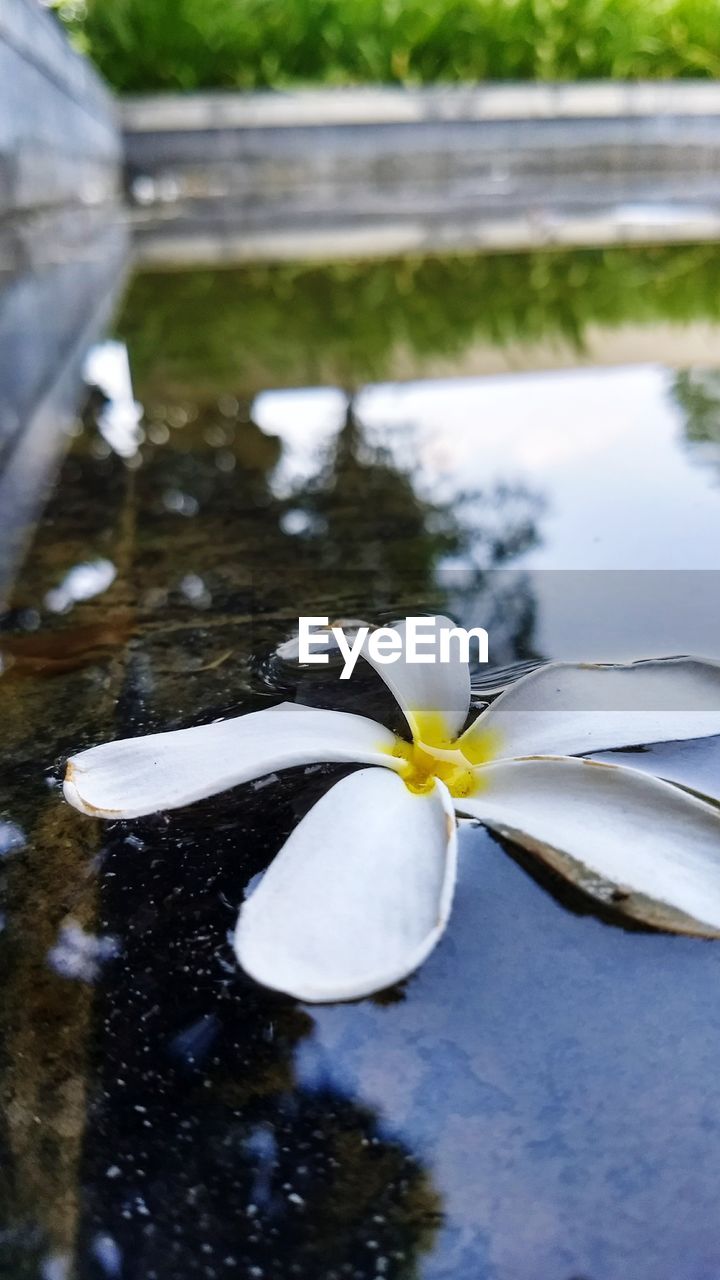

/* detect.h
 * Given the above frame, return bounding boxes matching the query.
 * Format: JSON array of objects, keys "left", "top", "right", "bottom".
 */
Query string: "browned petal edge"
[{"left": 63, "top": 760, "right": 122, "bottom": 817}]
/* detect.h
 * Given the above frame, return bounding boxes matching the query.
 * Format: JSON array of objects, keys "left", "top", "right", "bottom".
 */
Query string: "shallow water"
[{"left": 3, "top": 245, "right": 720, "bottom": 1279}]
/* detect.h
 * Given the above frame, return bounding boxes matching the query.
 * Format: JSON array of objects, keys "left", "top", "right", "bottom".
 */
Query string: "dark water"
[{"left": 3, "top": 246, "right": 720, "bottom": 1280}]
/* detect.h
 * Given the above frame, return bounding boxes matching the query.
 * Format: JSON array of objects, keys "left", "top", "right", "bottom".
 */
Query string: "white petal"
[
  {"left": 456, "top": 755, "right": 720, "bottom": 935},
  {"left": 361, "top": 615, "right": 471, "bottom": 744},
  {"left": 235, "top": 767, "right": 457, "bottom": 1002},
  {"left": 460, "top": 657, "right": 720, "bottom": 763},
  {"left": 64, "top": 704, "right": 401, "bottom": 819}
]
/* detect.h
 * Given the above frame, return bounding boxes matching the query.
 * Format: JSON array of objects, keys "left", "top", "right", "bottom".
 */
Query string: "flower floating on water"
[{"left": 64, "top": 618, "right": 720, "bottom": 1002}]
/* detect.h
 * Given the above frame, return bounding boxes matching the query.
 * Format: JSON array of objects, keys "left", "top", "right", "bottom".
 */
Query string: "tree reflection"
[
  {"left": 674, "top": 368, "right": 720, "bottom": 469},
  {"left": 276, "top": 392, "right": 544, "bottom": 649},
  {"left": 72, "top": 378, "right": 545, "bottom": 670},
  {"left": 120, "top": 245, "right": 720, "bottom": 406}
]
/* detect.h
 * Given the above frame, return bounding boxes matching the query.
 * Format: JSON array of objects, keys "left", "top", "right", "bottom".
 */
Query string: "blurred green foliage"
[
  {"left": 55, "top": 0, "right": 720, "bottom": 93},
  {"left": 673, "top": 369, "right": 720, "bottom": 441},
  {"left": 118, "top": 242, "right": 720, "bottom": 402}
]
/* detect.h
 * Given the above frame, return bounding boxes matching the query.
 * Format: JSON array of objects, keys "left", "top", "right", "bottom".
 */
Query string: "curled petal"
[
  {"left": 591, "top": 737, "right": 720, "bottom": 805},
  {"left": 235, "top": 767, "right": 457, "bottom": 1002},
  {"left": 456, "top": 755, "right": 720, "bottom": 935},
  {"left": 64, "top": 704, "right": 401, "bottom": 819},
  {"left": 460, "top": 657, "right": 720, "bottom": 763},
  {"left": 362, "top": 615, "right": 471, "bottom": 744}
]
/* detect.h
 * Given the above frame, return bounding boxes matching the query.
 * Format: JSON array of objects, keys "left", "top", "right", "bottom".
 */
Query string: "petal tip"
[
  {"left": 63, "top": 759, "right": 118, "bottom": 818},
  {"left": 63, "top": 774, "right": 88, "bottom": 815},
  {"left": 234, "top": 769, "right": 459, "bottom": 1004},
  {"left": 233, "top": 909, "right": 355, "bottom": 1003}
]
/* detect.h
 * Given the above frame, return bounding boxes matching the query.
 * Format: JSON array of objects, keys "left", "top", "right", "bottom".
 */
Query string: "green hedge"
[{"left": 57, "top": 0, "right": 720, "bottom": 93}]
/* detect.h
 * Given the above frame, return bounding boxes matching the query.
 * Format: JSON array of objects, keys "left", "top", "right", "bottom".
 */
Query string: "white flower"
[{"left": 63, "top": 617, "right": 720, "bottom": 1003}]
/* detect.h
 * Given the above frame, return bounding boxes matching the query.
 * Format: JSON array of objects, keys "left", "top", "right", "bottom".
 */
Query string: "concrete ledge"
[
  {"left": 122, "top": 81, "right": 720, "bottom": 265},
  {"left": 121, "top": 82, "right": 720, "bottom": 131},
  {"left": 131, "top": 205, "right": 720, "bottom": 269}
]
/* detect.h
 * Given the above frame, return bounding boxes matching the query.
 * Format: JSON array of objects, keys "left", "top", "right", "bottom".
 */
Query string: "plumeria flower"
[{"left": 63, "top": 618, "right": 720, "bottom": 1003}]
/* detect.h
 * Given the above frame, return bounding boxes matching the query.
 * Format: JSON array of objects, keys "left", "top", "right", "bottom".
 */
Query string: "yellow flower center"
[{"left": 386, "top": 713, "right": 500, "bottom": 799}]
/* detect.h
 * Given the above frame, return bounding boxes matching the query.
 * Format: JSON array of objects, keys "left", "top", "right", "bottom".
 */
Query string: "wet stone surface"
[{"left": 3, "top": 248, "right": 720, "bottom": 1279}]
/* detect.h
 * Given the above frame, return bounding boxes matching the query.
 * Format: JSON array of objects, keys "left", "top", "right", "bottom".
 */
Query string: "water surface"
[{"left": 3, "top": 244, "right": 720, "bottom": 1280}]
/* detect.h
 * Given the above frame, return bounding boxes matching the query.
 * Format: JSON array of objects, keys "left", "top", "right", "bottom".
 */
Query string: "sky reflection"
[
  {"left": 295, "top": 817, "right": 720, "bottom": 1280},
  {"left": 256, "top": 364, "right": 720, "bottom": 661}
]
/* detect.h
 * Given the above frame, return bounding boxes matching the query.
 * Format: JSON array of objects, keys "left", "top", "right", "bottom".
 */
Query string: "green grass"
[
  {"left": 56, "top": 0, "right": 720, "bottom": 94},
  {"left": 118, "top": 243, "right": 720, "bottom": 403}
]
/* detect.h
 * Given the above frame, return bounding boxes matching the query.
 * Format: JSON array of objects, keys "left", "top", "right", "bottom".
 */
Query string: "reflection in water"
[
  {"left": 46, "top": 922, "right": 119, "bottom": 984},
  {"left": 119, "top": 244, "right": 720, "bottom": 405},
  {"left": 0, "top": 619, "right": 136, "bottom": 680},
  {"left": 674, "top": 367, "right": 720, "bottom": 473},
  {"left": 75, "top": 789, "right": 441, "bottom": 1280},
  {"left": 294, "top": 801, "right": 720, "bottom": 1280},
  {"left": 0, "top": 821, "right": 25, "bottom": 857},
  {"left": 350, "top": 368, "right": 720, "bottom": 573},
  {"left": 45, "top": 560, "right": 118, "bottom": 615},
  {"left": 2, "top": 376, "right": 479, "bottom": 1280},
  {"left": 0, "top": 222, "right": 127, "bottom": 612},
  {"left": 276, "top": 393, "right": 543, "bottom": 632},
  {"left": 0, "top": 800, "right": 101, "bottom": 1280},
  {"left": 6, "top": 246, "right": 720, "bottom": 1279},
  {"left": 84, "top": 343, "right": 144, "bottom": 462}
]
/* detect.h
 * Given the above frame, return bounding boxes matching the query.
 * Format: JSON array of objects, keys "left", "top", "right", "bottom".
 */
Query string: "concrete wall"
[
  {"left": 0, "top": 0, "right": 124, "bottom": 468},
  {"left": 0, "top": 220, "right": 128, "bottom": 610},
  {"left": 122, "top": 82, "right": 720, "bottom": 266},
  {"left": 0, "top": 0, "right": 120, "bottom": 218},
  {"left": 0, "top": 0, "right": 126, "bottom": 608}
]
